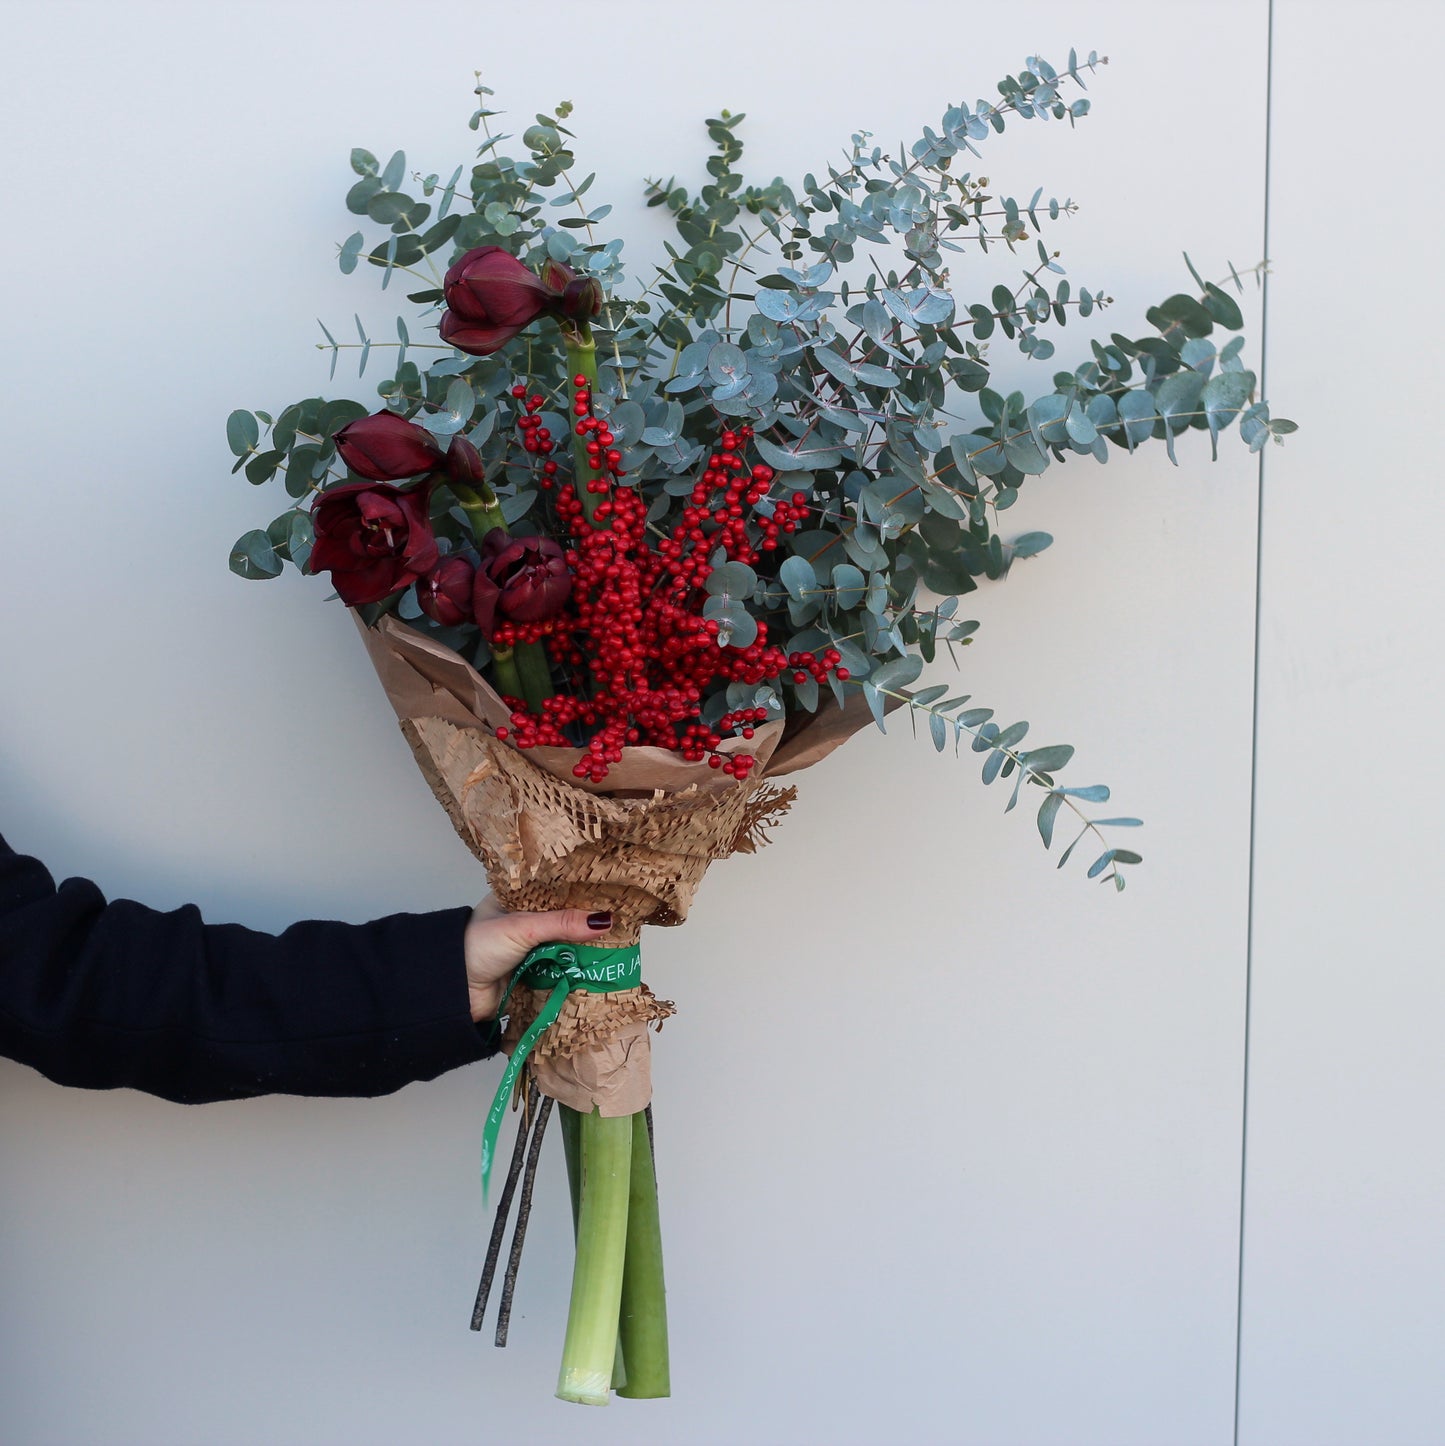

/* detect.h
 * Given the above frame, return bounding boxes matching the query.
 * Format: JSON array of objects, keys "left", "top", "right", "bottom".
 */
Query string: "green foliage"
[
  {"left": 231, "top": 54, "right": 1294, "bottom": 882},
  {"left": 229, "top": 528, "right": 282, "bottom": 580}
]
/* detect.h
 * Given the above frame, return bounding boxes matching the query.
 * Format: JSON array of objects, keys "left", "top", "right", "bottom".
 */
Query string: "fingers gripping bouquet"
[{"left": 227, "top": 53, "right": 1289, "bottom": 1406}]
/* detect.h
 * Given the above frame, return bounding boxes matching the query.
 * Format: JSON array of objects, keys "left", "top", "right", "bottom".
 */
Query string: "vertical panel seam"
[{"left": 1234, "top": 1, "right": 1276, "bottom": 1441}]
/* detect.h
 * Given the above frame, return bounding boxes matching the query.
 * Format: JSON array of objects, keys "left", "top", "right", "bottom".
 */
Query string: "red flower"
[
  {"left": 445, "top": 433, "right": 486, "bottom": 489},
  {"left": 334, "top": 410, "right": 442, "bottom": 482},
  {"left": 417, "top": 556, "right": 477, "bottom": 626},
  {"left": 309, "top": 481, "right": 438, "bottom": 606},
  {"left": 440, "top": 247, "right": 604, "bottom": 356},
  {"left": 473, "top": 527, "right": 572, "bottom": 637},
  {"left": 442, "top": 247, "right": 555, "bottom": 355}
]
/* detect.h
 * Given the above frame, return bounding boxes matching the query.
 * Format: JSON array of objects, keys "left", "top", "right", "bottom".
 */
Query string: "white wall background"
[{"left": 0, "top": 2, "right": 1436, "bottom": 1443}]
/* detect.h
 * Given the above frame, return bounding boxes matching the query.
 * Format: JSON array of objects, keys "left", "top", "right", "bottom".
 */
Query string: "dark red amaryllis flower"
[
  {"left": 309, "top": 480, "right": 438, "bottom": 606},
  {"left": 417, "top": 555, "right": 476, "bottom": 627},
  {"left": 334, "top": 410, "right": 443, "bottom": 482},
  {"left": 441, "top": 247, "right": 554, "bottom": 355},
  {"left": 472, "top": 527, "right": 572, "bottom": 637},
  {"left": 440, "top": 246, "right": 604, "bottom": 356}
]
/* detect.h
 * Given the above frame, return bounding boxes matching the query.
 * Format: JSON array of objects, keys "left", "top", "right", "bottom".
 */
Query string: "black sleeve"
[{"left": 0, "top": 831, "right": 501, "bottom": 1104}]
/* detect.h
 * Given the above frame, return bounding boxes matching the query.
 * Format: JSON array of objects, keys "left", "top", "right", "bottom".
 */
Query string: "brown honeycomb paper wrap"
[{"left": 355, "top": 613, "right": 889, "bottom": 1113}]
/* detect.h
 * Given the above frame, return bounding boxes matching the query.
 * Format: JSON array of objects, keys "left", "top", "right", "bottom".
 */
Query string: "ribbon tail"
[{"left": 480, "top": 980, "right": 570, "bottom": 1208}]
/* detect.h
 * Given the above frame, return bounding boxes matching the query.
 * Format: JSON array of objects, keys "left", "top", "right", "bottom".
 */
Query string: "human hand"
[{"left": 463, "top": 898, "right": 614, "bottom": 1023}]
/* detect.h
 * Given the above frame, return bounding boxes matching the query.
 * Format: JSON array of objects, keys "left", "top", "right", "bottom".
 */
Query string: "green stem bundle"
[
  {"left": 554, "top": 1105, "right": 669, "bottom": 1404},
  {"left": 513, "top": 642, "right": 554, "bottom": 715},
  {"left": 556, "top": 1109, "right": 632, "bottom": 1406},
  {"left": 617, "top": 1109, "right": 670, "bottom": 1398},
  {"left": 488, "top": 646, "right": 524, "bottom": 704}
]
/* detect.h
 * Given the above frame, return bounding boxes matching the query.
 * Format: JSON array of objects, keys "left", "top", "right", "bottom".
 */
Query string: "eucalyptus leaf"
[
  {"left": 870, "top": 655, "right": 923, "bottom": 692},
  {"left": 1115, "top": 391, "right": 1158, "bottom": 450},
  {"left": 779, "top": 555, "right": 816, "bottom": 601},
  {"left": 1022, "top": 744, "right": 1073, "bottom": 773},
  {"left": 380, "top": 149, "right": 406, "bottom": 190},
  {"left": 1202, "top": 370, "right": 1255, "bottom": 456},
  {"left": 1037, "top": 791, "right": 1064, "bottom": 847},
  {"left": 225, "top": 410, "right": 259, "bottom": 457},
  {"left": 705, "top": 560, "right": 758, "bottom": 599},
  {"left": 831, "top": 562, "right": 866, "bottom": 609},
  {"left": 754, "top": 435, "right": 847, "bottom": 472},
  {"left": 1203, "top": 282, "right": 1244, "bottom": 330},
  {"left": 1002, "top": 432, "right": 1049, "bottom": 475},
  {"left": 229, "top": 529, "right": 283, "bottom": 580},
  {"left": 1146, "top": 292, "right": 1214, "bottom": 340},
  {"left": 1010, "top": 531, "right": 1053, "bottom": 559}
]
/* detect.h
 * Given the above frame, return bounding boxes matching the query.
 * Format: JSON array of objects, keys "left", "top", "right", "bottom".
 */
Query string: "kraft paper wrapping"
[{"left": 355, "top": 613, "right": 891, "bottom": 1112}]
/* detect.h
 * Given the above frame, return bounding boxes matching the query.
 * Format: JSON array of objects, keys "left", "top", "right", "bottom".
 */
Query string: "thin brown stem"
[
  {"left": 470, "top": 1081, "right": 537, "bottom": 1332},
  {"left": 495, "top": 1091, "right": 556, "bottom": 1347}
]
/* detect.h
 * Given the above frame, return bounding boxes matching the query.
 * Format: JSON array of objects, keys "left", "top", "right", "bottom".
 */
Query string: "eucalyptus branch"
[
  {"left": 316, "top": 341, "right": 448, "bottom": 353},
  {"left": 361, "top": 259, "right": 438, "bottom": 289},
  {"left": 928, "top": 394, "right": 1282, "bottom": 501},
  {"left": 393, "top": 204, "right": 447, "bottom": 289},
  {"left": 862, "top": 681, "right": 1140, "bottom": 887},
  {"left": 1010, "top": 255, "right": 1063, "bottom": 306},
  {"left": 796, "top": 585, "right": 979, "bottom": 633},
  {"left": 722, "top": 223, "right": 779, "bottom": 333},
  {"left": 764, "top": 57, "right": 1104, "bottom": 237}
]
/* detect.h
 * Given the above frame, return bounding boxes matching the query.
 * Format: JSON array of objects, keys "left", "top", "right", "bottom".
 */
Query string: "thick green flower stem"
[
  {"left": 448, "top": 480, "right": 507, "bottom": 543},
  {"left": 446, "top": 480, "right": 552, "bottom": 713},
  {"left": 560, "top": 1103, "right": 582, "bottom": 1230},
  {"left": 616, "top": 1109, "right": 670, "bottom": 1398},
  {"left": 556, "top": 1108, "right": 632, "bottom": 1406},
  {"left": 559, "top": 1105, "right": 627, "bottom": 1392},
  {"left": 564, "top": 328, "right": 603, "bottom": 528},
  {"left": 513, "top": 642, "right": 554, "bottom": 716},
  {"left": 488, "top": 642, "right": 551, "bottom": 714},
  {"left": 489, "top": 645, "right": 525, "bottom": 704}
]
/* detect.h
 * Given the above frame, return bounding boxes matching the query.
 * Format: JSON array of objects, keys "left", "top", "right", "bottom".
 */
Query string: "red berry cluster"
[
  {"left": 658, "top": 432, "right": 809, "bottom": 574},
  {"left": 571, "top": 374, "right": 625, "bottom": 493},
  {"left": 495, "top": 378, "right": 847, "bottom": 782},
  {"left": 786, "top": 648, "right": 850, "bottom": 685},
  {"left": 509, "top": 384, "right": 557, "bottom": 467}
]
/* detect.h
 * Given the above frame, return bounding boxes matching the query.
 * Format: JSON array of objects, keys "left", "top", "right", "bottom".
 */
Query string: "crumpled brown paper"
[{"left": 355, "top": 612, "right": 891, "bottom": 1112}]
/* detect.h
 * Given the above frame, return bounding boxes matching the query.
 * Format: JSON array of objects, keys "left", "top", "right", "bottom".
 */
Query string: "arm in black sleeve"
[{"left": 0, "top": 832, "right": 501, "bottom": 1104}]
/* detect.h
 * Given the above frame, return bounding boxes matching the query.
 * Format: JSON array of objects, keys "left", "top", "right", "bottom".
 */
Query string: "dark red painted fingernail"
[{"left": 587, "top": 911, "right": 612, "bottom": 931}]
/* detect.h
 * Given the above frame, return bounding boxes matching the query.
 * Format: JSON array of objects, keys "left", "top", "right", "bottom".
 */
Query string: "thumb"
[{"left": 506, "top": 908, "right": 613, "bottom": 952}]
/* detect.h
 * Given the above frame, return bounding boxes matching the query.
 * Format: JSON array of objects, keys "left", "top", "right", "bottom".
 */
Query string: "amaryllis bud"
[
  {"left": 308, "top": 480, "right": 438, "bottom": 606},
  {"left": 539, "top": 257, "right": 577, "bottom": 293},
  {"left": 417, "top": 555, "right": 476, "bottom": 626},
  {"left": 446, "top": 246, "right": 554, "bottom": 325},
  {"left": 472, "top": 527, "right": 572, "bottom": 638},
  {"left": 333, "top": 410, "right": 443, "bottom": 482},
  {"left": 558, "top": 275, "right": 603, "bottom": 321},
  {"left": 445, "top": 434, "right": 486, "bottom": 489}
]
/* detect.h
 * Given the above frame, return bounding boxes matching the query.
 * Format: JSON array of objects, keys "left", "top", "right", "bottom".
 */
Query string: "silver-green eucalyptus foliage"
[{"left": 228, "top": 51, "right": 1292, "bottom": 887}]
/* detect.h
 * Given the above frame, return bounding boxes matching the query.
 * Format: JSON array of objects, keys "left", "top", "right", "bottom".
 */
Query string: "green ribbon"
[{"left": 480, "top": 941, "right": 642, "bottom": 1206}]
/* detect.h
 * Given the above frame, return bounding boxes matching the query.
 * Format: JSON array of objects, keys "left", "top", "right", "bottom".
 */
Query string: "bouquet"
[{"left": 226, "top": 49, "right": 1289, "bottom": 1405}]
